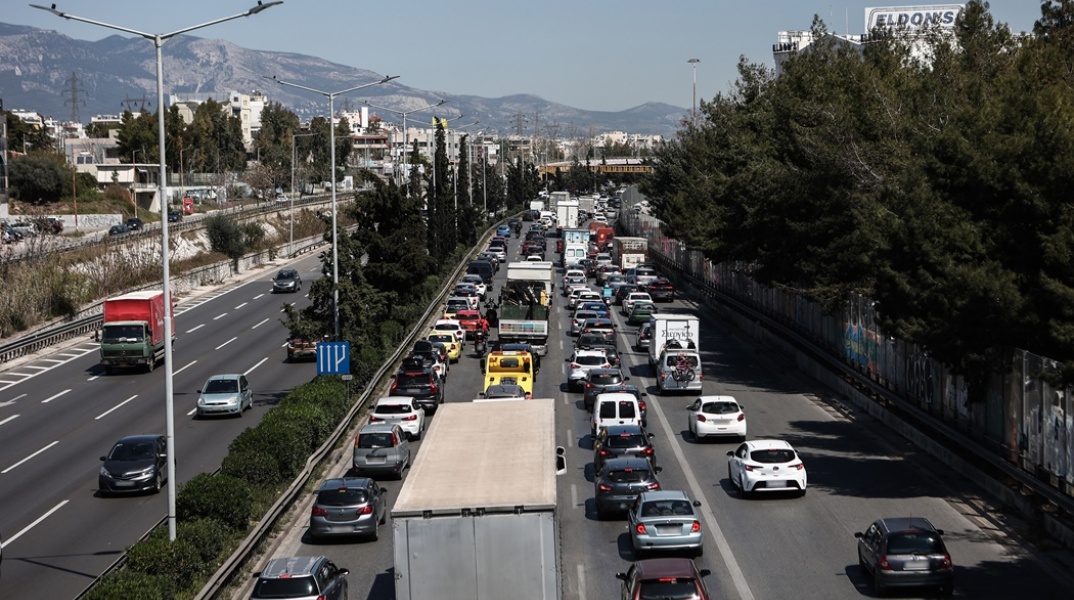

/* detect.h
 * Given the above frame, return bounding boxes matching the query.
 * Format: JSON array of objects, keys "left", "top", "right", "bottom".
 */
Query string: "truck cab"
[{"left": 483, "top": 350, "right": 535, "bottom": 396}]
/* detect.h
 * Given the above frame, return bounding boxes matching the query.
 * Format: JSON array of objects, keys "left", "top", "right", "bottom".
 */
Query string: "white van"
[
  {"left": 591, "top": 392, "right": 643, "bottom": 434},
  {"left": 563, "top": 243, "right": 587, "bottom": 267}
]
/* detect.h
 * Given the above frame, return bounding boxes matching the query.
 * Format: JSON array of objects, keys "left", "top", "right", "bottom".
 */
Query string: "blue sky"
[{"left": 6, "top": 1, "right": 1041, "bottom": 112}]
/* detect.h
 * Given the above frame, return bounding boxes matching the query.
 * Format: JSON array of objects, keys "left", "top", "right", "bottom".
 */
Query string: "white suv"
[
  {"left": 567, "top": 349, "right": 611, "bottom": 392},
  {"left": 370, "top": 396, "right": 425, "bottom": 440}
]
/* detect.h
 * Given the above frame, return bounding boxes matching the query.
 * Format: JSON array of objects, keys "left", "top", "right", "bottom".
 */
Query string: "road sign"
[{"left": 317, "top": 341, "right": 351, "bottom": 376}]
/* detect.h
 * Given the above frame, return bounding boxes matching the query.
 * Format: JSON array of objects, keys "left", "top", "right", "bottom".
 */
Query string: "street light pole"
[
  {"left": 688, "top": 58, "right": 700, "bottom": 121},
  {"left": 33, "top": 0, "right": 284, "bottom": 542},
  {"left": 266, "top": 75, "right": 399, "bottom": 339},
  {"left": 364, "top": 99, "right": 445, "bottom": 193},
  {"left": 290, "top": 132, "right": 315, "bottom": 256}
]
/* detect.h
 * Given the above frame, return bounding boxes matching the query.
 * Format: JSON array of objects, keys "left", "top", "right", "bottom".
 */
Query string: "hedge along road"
[{"left": 239, "top": 219, "right": 1074, "bottom": 600}]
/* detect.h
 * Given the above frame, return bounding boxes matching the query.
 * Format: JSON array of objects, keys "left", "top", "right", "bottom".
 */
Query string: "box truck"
[
  {"left": 612, "top": 236, "right": 648, "bottom": 270},
  {"left": 555, "top": 200, "right": 579, "bottom": 233},
  {"left": 647, "top": 313, "right": 700, "bottom": 366},
  {"left": 392, "top": 400, "right": 564, "bottom": 600},
  {"left": 99, "top": 291, "right": 175, "bottom": 374},
  {"left": 499, "top": 262, "right": 555, "bottom": 355}
]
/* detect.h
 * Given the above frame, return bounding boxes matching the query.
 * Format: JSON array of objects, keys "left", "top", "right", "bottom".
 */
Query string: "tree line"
[{"left": 640, "top": 1, "right": 1074, "bottom": 398}]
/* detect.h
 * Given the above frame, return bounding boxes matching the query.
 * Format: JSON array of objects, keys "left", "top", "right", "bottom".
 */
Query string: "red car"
[
  {"left": 616, "top": 558, "right": 712, "bottom": 600},
  {"left": 455, "top": 309, "right": 487, "bottom": 340}
]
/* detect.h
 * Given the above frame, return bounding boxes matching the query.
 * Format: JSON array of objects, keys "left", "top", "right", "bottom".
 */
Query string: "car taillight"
[
  {"left": 659, "top": 372, "right": 666, "bottom": 381},
  {"left": 391, "top": 432, "right": 399, "bottom": 444},
  {"left": 737, "top": 413, "right": 745, "bottom": 421},
  {"left": 430, "top": 383, "right": 439, "bottom": 394},
  {"left": 389, "top": 382, "right": 398, "bottom": 393},
  {"left": 696, "top": 414, "right": 707, "bottom": 422},
  {"left": 570, "top": 363, "right": 580, "bottom": 369},
  {"left": 635, "top": 523, "right": 647, "bottom": 535},
  {"left": 646, "top": 481, "right": 660, "bottom": 490},
  {"left": 691, "top": 521, "right": 701, "bottom": 532},
  {"left": 699, "top": 372, "right": 703, "bottom": 381},
  {"left": 434, "top": 365, "right": 442, "bottom": 372},
  {"left": 878, "top": 556, "right": 893, "bottom": 571},
  {"left": 369, "top": 415, "right": 382, "bottom": 422},
  {"left": 941, "top": 554, "right": 952, "bottom": 568},
  {"left": 585, "top": 383, "right": 593, "bottom": 389},
  {"left": 744, "top": 464, "right": 755, "bottom": 471},
  {"left": 311, "top": 506, "right": 328, "bottom": 517},
  {"left": 598, "top": 483, "right": 612, "bottom": 492},
  {"left": 404, "top": 414, "right": 417, "bottom": 421},
  {"left": 639, "top": 400, "right": 646, "bottom": 412},
  {"left": 357, "top": 505, "right": 373, "bottom": 515},
  {"left": 642, "top": 447, "right": 654, "bottom": 456},
  {"left": 793, "top": 463, "right": 804, "bottom": 470},
  {"left": 599, "top": 449, "right": 613, "bottom": 457}
]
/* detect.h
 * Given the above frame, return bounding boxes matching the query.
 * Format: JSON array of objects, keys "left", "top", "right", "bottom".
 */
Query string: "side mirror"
[
  {"left": 196, "top": 389, "right": 203, "bottom": 394},
  {"left": 99, "top": 456, "right": 107, "bottom": 461},
  {"left": 381, "top": 487, "right": 389, "bottom": 494},
  {"left": 615, "top": 572, "right": 628, "bottom": 581},
  {"left": 699, "top": 569, "right": 712, "bottom": 578},
  {"left": 337, "top": 568, "right": 350, "bottom": 576},
  {"left": 624, "top": 376, "right": 631, "bottom": 381},
  {"left": 654, "top": 466, "right": 662, "bottom": 473},
  {"left": 555, "top": 446, "right": 567, "bottom": 475},
  {"left": 693, "top": 500, "right": 702, "bottom": 507},
  {"left": 726, "top": 451, "right": 734, "bottom": 457},
  {"left": 854, "top": 532, "right": 864, "bottom": 538}
]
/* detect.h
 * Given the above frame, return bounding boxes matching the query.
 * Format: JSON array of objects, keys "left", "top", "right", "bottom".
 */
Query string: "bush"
[
  {"left": 263, "top": 402, "right": 335, "bottom": 453},
  {"left": 125, "top": 536, "right": 204, "bottom": 590},
  {"left": 178, "top": 518, "right": 230, "bottom": 564},
  {"left": 221, "top": 448, "right": 284, "bottom": 488},
  {"left": 176, "top": 473, "right": 254, "bottom": 530},
  {"left": 227, "top": 422, "right": 307, "bottom": 484},
  {"left": 83, "top": 568, "right": 174, "bottom": 600}
]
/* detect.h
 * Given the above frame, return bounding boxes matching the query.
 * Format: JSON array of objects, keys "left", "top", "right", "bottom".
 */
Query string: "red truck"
[
  {"left": 99, "top": 291, "right": 176, "bottom": 374},
  {"left": 595, "top": 227, "right": 615, "bottom": 248}
]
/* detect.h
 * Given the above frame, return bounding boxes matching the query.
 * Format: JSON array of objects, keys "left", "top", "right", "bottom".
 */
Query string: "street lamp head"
[
  {"left": 247, "top": 1, "right": 284, "bottom": 16},
  {"left": 688, "top": 58, "right": 700, "bottom": 64},
  {"left": 29, "top": 4, "right": 66, "bottom": 18}
]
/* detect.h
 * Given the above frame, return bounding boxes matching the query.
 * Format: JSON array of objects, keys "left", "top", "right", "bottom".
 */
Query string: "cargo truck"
[
  {"left": 555, "top": 199, "right": 579, "bottom": 233},
  {"left": 612, "top": 236, "right": 648, "bottom": 270},
  {"left": 549, "top": 190, "right": 570, "bottom": 208},
  {"left": 647, "top": 313, "right": 700, "bottom": 366},
  {"left": 392, "top": 400, "right": 565, "bottom": 600},
  {"left": 577, "top": 195, "right": 595, "bottom": 216},
  {"left": 99, "top": 291, "right": 175, "bottom": 374},
  {"left": 561, "top": 228, "right": 589, "bottom": 248},
  {"left": 499, "top": 261, "right": 555, "bottom": 355}
]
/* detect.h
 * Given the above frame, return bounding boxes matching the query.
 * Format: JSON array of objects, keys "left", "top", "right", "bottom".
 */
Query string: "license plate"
[
  {"left": 766, "top": 480, "right": 786, "bottom": 488},
  {"left": 656, "top": 525, "right": 680, "bottom": 535},
  {"left": 366, "top": 456, "right": 386, "bottom": 464},
  {"left": 905, "top": 559, "right": 930, "bottom": 571},
  {"left": 114, "top": 480, "right": 135, "bottom": 487}
]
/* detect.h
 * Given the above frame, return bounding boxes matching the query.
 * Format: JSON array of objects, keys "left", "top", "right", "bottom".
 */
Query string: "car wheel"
[
  {"left": 694, "top": 545, "right": 704, "bottom": 558},
  {"left": 151, "top": 471, "right": 163, "bottom": 494},
  {"left": 858, "top": 551, "right": 867, "bottom": 571},
  {"left": 370, "top": 519, "right": 380, "bottom": 541},
  {"left": 145, "top": 358, "right": 154, "bottom": 373},
  {"left": 939, "top": 583, "right": 954, "bottom": 597},
  {"left": 798, "top": 487, "right": 807, "bottom": 498}
]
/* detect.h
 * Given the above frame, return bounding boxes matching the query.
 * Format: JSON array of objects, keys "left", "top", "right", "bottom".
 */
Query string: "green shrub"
[
  {"left": 228, "top": 420, "right": 308, "bottom": 483},
  {"left": 84, "top": 566, "right": 175, "bottom": 600},
  {"left": 125, "top": 536, "right": 203, "bottom": 590},
  {"left": 221, "top": 447, "right": 285, "bottom": 488},
  {"left": 264, "top": 402, "right": 335, "bottom": 452},
  {"left": 177, "top": 473, "right": 254, "bottom": 530},
  {"left": 178, "top": 517, "right": 230, "bottom": 564}
]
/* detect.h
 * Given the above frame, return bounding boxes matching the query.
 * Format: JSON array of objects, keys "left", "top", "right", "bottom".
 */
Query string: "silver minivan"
[{"left": 352, "top": 423, "right": 411, "bottom": 479}]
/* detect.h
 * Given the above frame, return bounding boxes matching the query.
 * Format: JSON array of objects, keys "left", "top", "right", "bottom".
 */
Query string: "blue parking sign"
[{"left": 316, "top": 341, "right": 351, "bottom": 376}]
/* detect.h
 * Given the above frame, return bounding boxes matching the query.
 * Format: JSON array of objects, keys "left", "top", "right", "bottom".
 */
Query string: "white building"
[{"left": 170, "top": 90, "right": 268, "bottom": 146}]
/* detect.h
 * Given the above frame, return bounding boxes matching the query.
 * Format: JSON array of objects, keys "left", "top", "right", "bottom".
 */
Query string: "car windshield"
[
  {"left": 375, "top": 403, "right": 412, "bottom": 415},
  {"left": 204, "top": 378, "right": 239, "bottom": 393},
  {"left": 607, "top": 469, "right": 650, "bottom": 483},
  {"left": 886, "top": 532, "right": 945, "bottom": 554},
  {"left": 606, "top": 434, "right": 647, "bottom": 449},
  {"left": 357, "top": 432, "right": 394, "bottom": 448},
  {"left": 252, "top": 578, "right": 317, "bottom": 598},
  {"left": 749, "top": 449, "right": 796, "bottom": 464},
  {"left": 576, "top": 355, "right": 606, "bottom": 366},
  {"left": 640, "top": 500, "right": 695, "bottom": 517},
  {"left": 638, "top": 579, "right": 698, "bottom": 600},
  {"left": 101, "top": 324, "right": 145, "bottom": 343},
  {"left": 275, "top": 271, "right": 296, "bottom": 280},
  {"left": 316, "top": 488, "right": 368, "bottom": 506},
  {"left": 702, "top": 402, "right": 739, "bottom": 414},
  {"left": 108, "top": 441, "right": 156, "bottom": 461}
]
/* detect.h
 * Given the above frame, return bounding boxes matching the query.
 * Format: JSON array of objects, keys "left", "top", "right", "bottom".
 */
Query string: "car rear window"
[
  {"left": 317, "top": 488, "right": 369, "bottom": 506},
  {"left": 376, "top": 403, "right": 412, "bottom": 414},
  {"left": 640, "top": 500, "right": 694, "bottom": 517},
  {"left": 749, "top": 449, "right": 796, "bottom": 463},
  {"left": 886, "top": 532, "right": 945, "bottom": 554},
  {"left": 606, "top": 434, "right": 647, "bottom": 449},
  {"left": 702, "top": 402, "right": 739, "bottom": 414},
  {"left": 428, "top": 334, "right": 453, "bottom": 344},
  {"left": 576, "top": 355, "right": 606, "bottom": 366},
  {"left": 253, "top": 578, "right": 317, "bottom": 597},
  {"left": 607, "top": 469, "right": 650, "bottom": 483},
  {"left": 590, "top": 374, "right": 623, "bottom": 385},
  {"left": 664, "top": 355, "right": 700, "bottom": 368},
  {"left": 638, "top": 579, "right": 697, "bottom": 600},
  {"left": 357, "top": 432, "right": 395, "bottom": 448},
  {"left": 396, "top": 375, "right": 428, "bottom": 387}
]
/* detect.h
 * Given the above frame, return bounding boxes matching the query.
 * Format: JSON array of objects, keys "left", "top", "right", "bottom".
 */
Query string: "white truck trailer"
[
  {"left": 392, "top": 399, "right": 564, "bottom": 600},
  {"left": 647, "top": 313, "right": 701, "bottom": 366},
  {"left": 555, "top": 199, "right": 579, "bottom": 232},
  {"left": 499, "top": 261, "right": 555, "bottom": 355}
]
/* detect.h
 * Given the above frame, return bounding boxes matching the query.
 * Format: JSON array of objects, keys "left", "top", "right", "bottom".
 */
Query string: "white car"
[
  {"left": 486, "top": 245, "right": 507, "bottom": 262},
  {"left": 432, "top": 319, "right": 467, "bottom": 347},
  {"left": 526, "top": 255, "right": 544, "bottom": 262},
  {"left": 370, "top": 396, "right": 425, "bottom": 440},
  {"left": 726, "top": 439, "right": 807, "bottom": 497},
  {"left": 622, "top": 292, "right": 653, "bottom": 315},
  {"left": 567, "top": 349, "right": 611, "bottom": 392},
  {"left": 595, "top": 252, "right": 613, "bottom": 265},
  {"left": 566, "top": 286, "right": 592, "bottom": 305},
  {"left": 460, "top": 274, "right": 488, "bottom": 298},
  {"left": 571, "top": 290, "right": 603, "bottom": 310},
  {"left": 592, "top": 214, "right": 608, "bottom": 224},
  {"left": 687, "top": 396, "right": 746, "bottom": 442}
]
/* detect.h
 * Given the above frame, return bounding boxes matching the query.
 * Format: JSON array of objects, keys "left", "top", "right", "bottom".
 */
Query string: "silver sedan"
[{"left": 628, "top": 490, "right": 704, "bottom": 558}]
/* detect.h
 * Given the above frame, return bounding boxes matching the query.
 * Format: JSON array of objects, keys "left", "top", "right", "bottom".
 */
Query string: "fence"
[{"left": 619, "top": 189, "right": 1074, "bottom": 502}]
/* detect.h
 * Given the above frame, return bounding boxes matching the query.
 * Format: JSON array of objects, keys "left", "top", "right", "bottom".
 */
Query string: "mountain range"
[{"left": 0, "top": 22, "right": 685, "bottom": 138}]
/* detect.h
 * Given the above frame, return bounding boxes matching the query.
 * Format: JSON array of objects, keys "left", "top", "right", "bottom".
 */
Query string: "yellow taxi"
[
  {"left": 483, "top": 350, "right": 535, "bottom": 396},
  {"left": 427, "top": 331, "right": 462, "bottom": 362}
]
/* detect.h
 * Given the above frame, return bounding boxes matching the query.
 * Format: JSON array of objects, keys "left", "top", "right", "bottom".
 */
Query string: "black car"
[
  {"left": 98, "top": 434, "right": 167, "bottom": 495},
  {"left": 582, "top": 368, "right": 630, "bottom": 411},
  {"left": 413, "top": 340, "right": 450, "bottom": 370},
  {"left": 389, "top": 367, "right": 444, "bottom": 415},
  {"left": 108, "top": 224, "right": 131, "bottom": 236},
  {"left": 594, "top": 456, "right": 661, "bottom": 519},
  {"left": 167, "top": 210, "right": 183, "bottom": 222},
  {"left": 126, "top": 217, "right": 145, "bottom": 231},
  {"left": 855, "top": 517, "right": 954, "bottom": 596},
  {"left": 272, "top": 269, "right": 303, "bottom": 293},
  {"left": 467, "top": 260, "right": 495, "bottom": 284},
  {"left": 646, "top": 278, "right": 676, "bottom": 302},
  {"left": 614, "top": 284, "right": 640, "bottom": 306},
  {"left": 594, "top": 424, "right": 655, "bottom": 471},
  {"left": 252, "top": 556, "right": 349, "bottom": 600}
]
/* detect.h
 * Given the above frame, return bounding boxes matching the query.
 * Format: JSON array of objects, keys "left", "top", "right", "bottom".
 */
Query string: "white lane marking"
[
  {"left": 254, "top": 293, "right": 265, "bottom": 300},
  {"left": 571, "top": 483, "right": 578, "bottom": 508},
  {"left": 56, "top": 353, "right": 81, "bottom": 358},
  {"left": 186, "top": 324, "right": 205, "bottom": 334},
  {"left": 7, "top": 393, "right": 27, "bottom": 403},
  {"left": 40, "top": 358, "right": 65, "bottom": 364},
  {"left": 235, "top": 302, "right": 248, "bottom": 310},
  {"left": 566, "top": 429, "right": 574, "bottom": 447},
  {"left": 0, "top": 380, "right": 20, "bottom": 385},
  {"left": 2, "top": 440, "right": 59, "bottom": 473},
  {"left": 187, "top": 407, "right": 198, "bottom": 416},
  {"left": 648, "top": 378, "right": 756, "bottom": 600},
  {"left": 174, "top": 360, "right": 198, "bottom": 375},
  {"left": 213, "top": 313, "right": 228, "bottom": 320},
  {"left": 22, "top": 365, "right": 49, "bottom": 371},
  {"left": 216, "top": 337, "right": 238, "bottom": 350},
  {"left": 252, "top": 318, "right": 270, "bottom": 329},
  {"left": 2, "top": 500, "right": 69, "bottom": 547},
  {"left": 95, "top": 395, "right": 138, "bottom": 420},
  {"left": 0, "top": 414, "right": 19, "bottom": 427},
  {"left": 576, "top": 564, "right": 588, "bottom": 600},
  {"left": 245, "top": 357, "right": 269, "bottom": 374},
  {"left": 41, "top": 389, "right": 72, "bottom": 404}
]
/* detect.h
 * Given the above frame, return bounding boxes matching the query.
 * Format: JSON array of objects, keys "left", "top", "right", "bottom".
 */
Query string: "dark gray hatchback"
[
  {"left": 594, "top": 456, "right": 661, "bottom": 519},
  {"left": 855, "top": 517, "right": 954, "bottom": 596}
]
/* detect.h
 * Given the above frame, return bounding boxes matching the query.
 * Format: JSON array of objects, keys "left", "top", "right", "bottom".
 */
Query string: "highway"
[
  {"left": 0, "top": 255, "right": 323, "bottom": 599},
  {"left": 242, "top": 224, "right": 1074, "bottom": 599}
]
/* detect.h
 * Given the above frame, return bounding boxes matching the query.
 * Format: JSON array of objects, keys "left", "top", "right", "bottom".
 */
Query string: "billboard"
[{"left": 865, "top": 4, "right": 963, "bottom": 31}]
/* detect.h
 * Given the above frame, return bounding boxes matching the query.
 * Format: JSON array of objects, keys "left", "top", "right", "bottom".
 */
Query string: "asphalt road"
[
  {"left": 241, "top": 226, "right": 1074, "bottom": 600},
  {"left": 0, "top": 255, "right": 323, "bottom": 599}
]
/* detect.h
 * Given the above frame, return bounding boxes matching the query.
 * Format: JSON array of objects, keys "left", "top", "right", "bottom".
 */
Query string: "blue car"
[{"left": 496, "top": 224, "right": 511, "bottom": 237}]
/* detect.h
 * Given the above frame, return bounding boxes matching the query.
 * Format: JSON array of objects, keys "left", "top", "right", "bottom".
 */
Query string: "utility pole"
[{"left": 64, "top": 72, "right": 87, "bottom": 124}]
